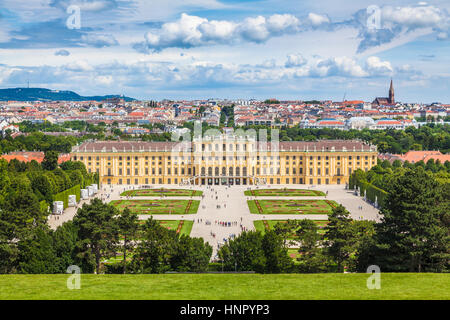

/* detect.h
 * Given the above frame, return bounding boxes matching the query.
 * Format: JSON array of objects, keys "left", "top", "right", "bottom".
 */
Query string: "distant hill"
[{"left": 0, "top": 88, "right": 135, "bottom": 102}]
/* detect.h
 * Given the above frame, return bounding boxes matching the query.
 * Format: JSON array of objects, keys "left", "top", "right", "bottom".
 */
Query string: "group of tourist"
[{"left": 216, "top": 220, "right": 237, "bottom": 227}]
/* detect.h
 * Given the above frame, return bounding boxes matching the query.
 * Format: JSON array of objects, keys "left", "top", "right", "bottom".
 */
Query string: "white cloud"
[
  {"left": 65, "top": 60, "right": 93, "bottom": 72},
  {"left": 381, "top": 5, "right": 448, "bottom": 29},
  {"left": 314, "top": 56, "right": 368, "bottom": 77},
  {"left": 95, "top": 75, "right": 113, "bottom": 85},
  {"left": 365, "top": 56, "right": 393, "bottom": 75},
  {"left": 355, "top": 4, "right": 450, "bottom": 52},
  {"left": 81, "top": 33, "right": 119, "bottom": 47},
  {"left": 307, "top": 13, "right": 330, "bottom": 27},
  {"left": 135, "top": 12, "right": 329, "bottom": 52},
  {"left": 285, "top": 54, "right": 307, "bottom": 68}
]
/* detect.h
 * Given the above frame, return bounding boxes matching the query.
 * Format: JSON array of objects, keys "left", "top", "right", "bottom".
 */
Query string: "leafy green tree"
[
  {"left": 0, "top": 159, "right": 10, "bottom": 202},
  {"left": 42, "top": 150, "right": 59, "bottom": 171},
  {"left": 131, "top": 219, "right": 178, "bottom": 273},
  {"left": 30, "top": 173, "right": 53, "bottom": 203},
  {"left": 52, "top": 221, "right": 78, "bottom": 273},
  {"left": 273, "top": 219, "right": 297, "bottom": 246},
  {"left": 218, "top": 231, "right": 266, "bottom": 273},
  {"left": 117, "top": 208, "right": 139, "bottom": 273},
  {"left": 17, "top": 226, "right": 58, "bottom": 274},
  {"left": 324, "top": 205, "right": 357, "bottom": 272},
  {"left": 171, "top": 236, "right": 212, "bottom": 272},
  {"left": 380, "top": 160, "right": 392, "bottom": 169},
  {"left": 0, "top": 182, "right": 43, "bottom": 239},
  {"left": 72, "top": 199, "right": 120, "bottom": 274},
  {"left": 392, "top": 159, "right": 402, "bottom": 168},
  {"left": 295, "top": 220, "right": 329, "bottom": 273},
  {"left": 261, "top": 230, "right": 293, "bottom": 273},
  {"left": 371, "top": 167, "right": 449, "bottom": 272}
]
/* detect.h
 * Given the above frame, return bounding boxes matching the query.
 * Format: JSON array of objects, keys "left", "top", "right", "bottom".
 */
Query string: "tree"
[
  {"left": 117, "top": 208, "right": 139, "bottom": 273},
  {"left": 42, "top": 150, "right": 59, "bottom": 171},
  {"left": 131, "top": 218, "right": 178, "bottom": 274},
  {"left": 371, "top": 167, "right": 449, "bottom": 272},
  {"left": 425, "top": 159, "right": 437, "bottom": 173},
  {"left": 17, "top": 226, "right": 58, "bottom": 274},
  {"left": 392, "top": 159, "right": 402, "bottom": 168},
  {"left": 218, "top": 231, "right": 266, "bottom": 273},
  {"left": 0, "top": 182, "right": 43, "bottom": 239},
  {"left": 273, "top": 219, "right": 297, "bottom": 246},
  {"left": 52, "top": 221, "right": 78, "bottom": 273},
  {"left": 261, "top": 230, "right": 293, "bottom": 273},
  {"left": 295, "top": 220, "right": 329, "bottom": 273},
  {"left": 324, "top": 205, "right": 357, "bottom": 272},
  {"left": 72, "top": 199, "right": 120, "bottom": 274},
  {"left": 171, "top": 236, "right": 212, "bottom": 272}
]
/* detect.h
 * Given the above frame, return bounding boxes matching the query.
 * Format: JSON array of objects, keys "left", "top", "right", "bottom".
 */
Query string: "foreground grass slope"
[{"left": 0, "top": 274, "right": 448, "bottom": 300}]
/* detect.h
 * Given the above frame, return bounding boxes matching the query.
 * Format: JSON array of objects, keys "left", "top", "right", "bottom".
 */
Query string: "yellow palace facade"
[{"left": 71, "top": 138, "right": 377, "bottom": 186}]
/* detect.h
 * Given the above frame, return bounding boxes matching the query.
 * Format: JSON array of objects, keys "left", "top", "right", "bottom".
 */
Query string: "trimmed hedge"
[
  {"left": 349, "top": 173, "right": 388, "bottom": 207},
  {"left": 53, "top": 184, "right": 81, "bottom": 209},
  {"left": 39, "top": 200, "right": 49, "bottom": 214}
]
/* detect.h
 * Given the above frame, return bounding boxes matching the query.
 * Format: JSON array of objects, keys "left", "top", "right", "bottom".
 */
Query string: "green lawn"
[
  {"left": 254, "top": 220, "right": 265, "bottom": 233},
  {"left": 254, "top": 220, "right": 329, "bottom": 237},
  {"left": 0, "top": 274, "right": 448, "bottom": 300},
  {"left": 245, "top": 189, "right": 325, "bottom": 197},
  {"left": 158, "top": 220, "right": 181, "bottom": 232},
  {"left": 110, "top": 200, "right": 199, "bottom": 215},
  {"left": 121, "top": 188, "right": 203, "bottom": 197},
  {"left": 179, "top": 220, "right": 194, "bottom": 236},
  {"left": 248, "top": 200, "right": 337, "bottom": 214},
  {"left": 140, "top": 220, "right": 193, "bottom": 236}
]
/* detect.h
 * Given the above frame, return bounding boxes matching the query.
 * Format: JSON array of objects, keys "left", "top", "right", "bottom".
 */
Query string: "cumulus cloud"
[
  {"left": 95, "top": 75, "right": 113, "bottom": 85},
  {"left": 54, "top": 49, "right": 71, "bottom": 56},
  {"left": 81, "top": 33, "right": 119, "bottom": 47},
  {"left": 0, "top": 53, "right": 397, "bottom": 93},
  {"left": 381, "top": 5, "right": 448, "bottom": 29},
  {"left": 285, "top": 54, "right": 307, "bottom": 68},
  {"left": 134, "top": 12, "right": 330, "bottom": 52},
  {"left": 307, "top": 13, "right": 330, "bottom": 27},
  {"left": 354, "top": 4, "right": 450, "bottom": 52},
  {"left": 65, "top": 60, "right": 93, "bottom": 72},
  {"left": 314, "top": 56, "right": 368, "bottom": 77},
  {"left": 365, "top": 56, "right": 393, "bottom": 75}
]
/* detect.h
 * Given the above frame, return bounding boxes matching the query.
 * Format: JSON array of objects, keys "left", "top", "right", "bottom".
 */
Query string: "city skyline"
[{"left": 0, "top": 1, "right": 449, "bottom": 103}]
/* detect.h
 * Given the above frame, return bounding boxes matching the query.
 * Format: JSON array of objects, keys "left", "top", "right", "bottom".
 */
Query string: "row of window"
[
  {"left": 105, "top": 177, "right": 343, "bottom": 185},
  {"left": 75, "top": 154, "right": 376, "bottom": 162},
  {"left": 101, "top": 166, "right": 364, "bottom": 177}
]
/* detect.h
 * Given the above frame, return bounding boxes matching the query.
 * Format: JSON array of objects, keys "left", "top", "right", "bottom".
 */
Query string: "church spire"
[{"left": 389, "top": 78, "right": 395, "bottom": 104}]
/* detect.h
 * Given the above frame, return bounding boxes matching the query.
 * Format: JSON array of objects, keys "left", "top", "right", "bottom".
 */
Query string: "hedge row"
[
  {"left": 40, "top": 200, "right": 49, "bottom": 214},
  {"left": 53, "top": 184, "right": 81, "bottom": 209},
  {"left": 349, "top": 174, "right": 388, "bottom": 207}
]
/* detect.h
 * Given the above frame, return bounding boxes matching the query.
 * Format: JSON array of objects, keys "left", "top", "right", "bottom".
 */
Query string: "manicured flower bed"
[
  {"left": 248, "top": 199, "right": 336, "bottom": 215},
  {"left": 121, "top": 188, "right": 203, "bottom": 197},
  {"left": 110, "top": 199, "right": 199, "bottom": 215},
  {"left": 244, "top": 189, "right": 325, "bottom": 197}
]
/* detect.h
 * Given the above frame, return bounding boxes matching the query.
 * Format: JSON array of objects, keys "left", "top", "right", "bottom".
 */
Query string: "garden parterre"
[
  {"left": 248, "top": 199, "right": 337, "bottom": 215},
  {"left": 110, "top": 199, "right": 199, "bottom": 215},
  {"left": 120, "top": 188, "right": 203, "bottom": 197},
  {"left": 245, "top": 189, "right": 325, "bottom": 197}
]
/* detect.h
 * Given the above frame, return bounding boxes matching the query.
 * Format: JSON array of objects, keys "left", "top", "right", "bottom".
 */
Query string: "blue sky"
[{"left": 0, "top": 0, "right": 449, "bottom": 103}]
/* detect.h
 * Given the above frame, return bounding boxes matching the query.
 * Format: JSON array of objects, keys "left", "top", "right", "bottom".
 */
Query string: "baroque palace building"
[{"left": 71, "top": 136, "right": 377, "bottom": 186}]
